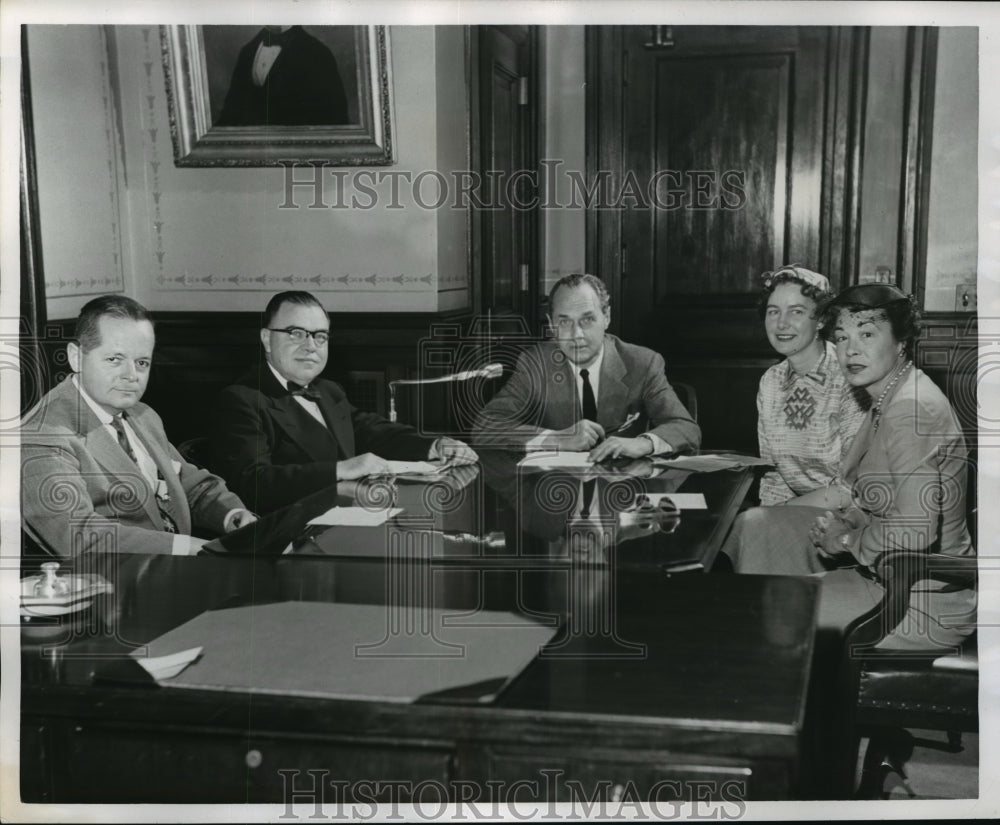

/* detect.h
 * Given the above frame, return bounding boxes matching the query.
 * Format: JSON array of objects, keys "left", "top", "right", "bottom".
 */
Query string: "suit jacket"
[
  {"left": 216, "top": 26, "right": 349, "bottom": 127},
  {"left": 843, "top": 368, "right": 974, "bottom": 566},
  {"left": 210, "top": 366, "right": 435, "bottom": 513},
  {"left": 21, "top": 378, "right": 243, "bottom": 558},
  {"left": 839, "top": 367, "right": 975, "bottom": 644},
  {"left": 473, "top": 335, "right": 701, "bottom": 452}
]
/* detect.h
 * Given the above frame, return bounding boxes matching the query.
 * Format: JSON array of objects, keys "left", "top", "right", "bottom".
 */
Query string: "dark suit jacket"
[
  {"left": 21, "top": 378, "right": 244, "bottom": 558},
  {"left": 216, "top": 26, "right": 349, "bottom": 126},
  {"left": 473, "top": 335, "right": 701, "bottom": 452},
  {"left": 210, "top": 366, "right": 435, "bottom": 513}
]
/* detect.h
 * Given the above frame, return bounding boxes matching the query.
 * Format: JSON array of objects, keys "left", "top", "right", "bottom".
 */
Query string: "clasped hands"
[
  {"left": 545, "top": 419, "right": 653, "bottom": 462},
  {"left": 808, "top": 506, "right": 865, "bottom": 560}
]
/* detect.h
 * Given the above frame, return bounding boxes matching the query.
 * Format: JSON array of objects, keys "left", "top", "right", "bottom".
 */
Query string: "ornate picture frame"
[{"left": 160, "top": 25, "right": 394, "bottom": 167}]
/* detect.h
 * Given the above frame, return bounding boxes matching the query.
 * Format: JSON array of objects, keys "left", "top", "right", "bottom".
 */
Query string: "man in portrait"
[{"left": 215, "top": 25, "right": 349, "bottom": 126}]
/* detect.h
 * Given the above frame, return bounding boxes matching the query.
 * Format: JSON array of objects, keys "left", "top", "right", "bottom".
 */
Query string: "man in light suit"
[
  {"left": 474, "top": 273, "right": 700, "bottom": 459},
  {"left": 209, "top": 291, "right": 477, "bottom": 514},
  {"left": 22, "top": 296, "right": 256, "bottom": 558}
]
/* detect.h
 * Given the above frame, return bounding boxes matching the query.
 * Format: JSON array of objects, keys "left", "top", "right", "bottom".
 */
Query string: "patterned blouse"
[{"left": 756, "top": 341, "right": 866, "bottom": 506}]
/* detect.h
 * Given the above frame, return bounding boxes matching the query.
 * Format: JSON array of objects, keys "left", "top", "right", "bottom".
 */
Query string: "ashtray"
[{"left": 20, "top": 562, "right": 114, "bottom": 618}]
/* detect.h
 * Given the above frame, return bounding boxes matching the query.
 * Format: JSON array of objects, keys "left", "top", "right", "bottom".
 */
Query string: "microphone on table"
[{"left": 388, "top": 363, "right": 503, "bottom": 422}]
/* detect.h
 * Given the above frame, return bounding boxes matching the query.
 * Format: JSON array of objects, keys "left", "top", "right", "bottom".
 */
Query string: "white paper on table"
[
  {"left": 133, "top": 646, "right": 203, "bottom": 681},
  {"left": 517, "top": 451, "right": 594, "bottom": 469},
  {"left": 652, "top": 454, "right": 766, "bottom": 472},
  {"left": 633, "top": 492, "right": 707, "bottom": 510},
  {"left": 385, "top": 460, "right": 442, "bottom": 476},
  {"left": 307, "top": 507, "right": 403, "bottom": 527}
]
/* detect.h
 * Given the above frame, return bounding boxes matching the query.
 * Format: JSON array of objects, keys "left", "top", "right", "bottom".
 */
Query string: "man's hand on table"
[
  {"left": 337, "top": 453, "right": 392, "bottom": 480},
  {"left": 428, "top": 437, "right": 478, "bottom": 467},
  {"left": 540, "top": 420, "right": 605, "bottom": 451},
  {"left": 588, "top": 435, "right": 654, "bottom": 462}
]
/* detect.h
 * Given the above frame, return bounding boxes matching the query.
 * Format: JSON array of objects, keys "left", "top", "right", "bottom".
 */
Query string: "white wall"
[{"left": 29, "top": 24, "right": 471, "bottom": 319}]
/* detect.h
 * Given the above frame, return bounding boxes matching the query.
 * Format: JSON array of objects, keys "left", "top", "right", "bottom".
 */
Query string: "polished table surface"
[
  {"left": 20, "top": 455, "right": 818, "bottom": 803},
  {"left": 308, "top": 449, "right": 756, "bottom": 572}
]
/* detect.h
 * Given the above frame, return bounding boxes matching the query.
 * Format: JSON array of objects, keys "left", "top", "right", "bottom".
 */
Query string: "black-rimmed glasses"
[{"left": 267, "top": 327, "right": 330, "bottom": 346}]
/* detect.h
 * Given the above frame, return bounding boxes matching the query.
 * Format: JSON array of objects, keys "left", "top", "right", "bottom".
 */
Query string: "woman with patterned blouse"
[{"left": 755, "top": 265, "right": 865, "bottom": 506}]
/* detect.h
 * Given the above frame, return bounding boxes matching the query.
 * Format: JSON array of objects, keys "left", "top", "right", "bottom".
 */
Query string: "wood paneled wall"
[{"left": 29, "top": 312, "right": 477, "bottom": 445}]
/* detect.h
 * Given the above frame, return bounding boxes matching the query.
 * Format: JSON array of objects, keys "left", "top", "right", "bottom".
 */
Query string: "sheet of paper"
[
  {"left": 385, "top": 460, "right": 442, "bottom": 476},
  {"left": 132, "top": 646, "right": 203, "bottom": 681},
  {"left": 307, "top": 507, "right": 402, "bottom": 527},
  {"left": 634, "top": 492, "right": 707, "bottom": 510},
  {"left": 517, "top": 451, "right": 594, "bottom": 469}
]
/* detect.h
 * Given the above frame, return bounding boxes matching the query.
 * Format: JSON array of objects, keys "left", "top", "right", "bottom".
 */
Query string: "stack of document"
[
  {"left": 652, "top": 454, "right": 771, "bottom": 472},
  {"left": 307, "top": 507, "right": 403, "bottom": 527}
]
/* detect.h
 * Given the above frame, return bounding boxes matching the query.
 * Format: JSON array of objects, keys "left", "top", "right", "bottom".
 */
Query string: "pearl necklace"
[{"left": 871, "top": 359, "right": 912, "bottom": 431}]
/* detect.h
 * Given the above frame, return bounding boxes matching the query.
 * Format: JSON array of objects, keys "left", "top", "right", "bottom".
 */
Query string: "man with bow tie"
[
  {"left": 216, "top": 25, "right": 349, "bottom": 127},
  {"left": 22, "top": 296, "right": 256, "bottom": 558},
  {"left": 210, "top": 291, "right": 477, "bottom": 513}
]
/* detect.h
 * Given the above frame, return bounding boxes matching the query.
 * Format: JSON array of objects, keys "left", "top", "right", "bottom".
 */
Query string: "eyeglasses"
[
  {"left": 554, "top": 316, "right": 601, "bottom": 331},
  {"left": 267, "top": 327, "right": 330, "bottom": 346}
]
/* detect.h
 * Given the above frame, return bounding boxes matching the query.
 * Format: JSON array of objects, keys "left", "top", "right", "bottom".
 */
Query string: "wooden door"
[
  {"left": 587, "top": 26, "right": 859, "bottom": 451},
  {"left": 477, "top": 25, "right": 538, "bottom": 324}
]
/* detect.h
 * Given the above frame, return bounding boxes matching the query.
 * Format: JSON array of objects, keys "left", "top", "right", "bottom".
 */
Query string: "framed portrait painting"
[{"left": 161, "top": 25, "right": 394, "bottom": 166}]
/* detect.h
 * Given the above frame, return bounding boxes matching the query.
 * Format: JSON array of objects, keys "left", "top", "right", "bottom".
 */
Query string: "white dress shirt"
[
  {"left": 252, "top": 42, "right": 283, "bottom": 87},
  {"left": 73, "top": 376, "right": 236, "bottom": 555}
]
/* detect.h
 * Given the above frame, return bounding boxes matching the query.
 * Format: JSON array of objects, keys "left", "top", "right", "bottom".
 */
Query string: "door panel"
[
  {"left": 588, "top": 26, "right": 855, "bottom": 452},
  {"left": 619, "top": 26, "right": 830, "bottom": 331},
  {"left": 478, "top": 26, "right": 537, "bottom": 321}
]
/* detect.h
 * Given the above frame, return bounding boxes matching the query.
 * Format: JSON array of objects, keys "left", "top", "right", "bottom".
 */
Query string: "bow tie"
[
  {"left": 260, "top": 26, "right": 295, "bottom": 48},
  {"left": 288, "top": 382, "right": 321, "bottom": 402}
]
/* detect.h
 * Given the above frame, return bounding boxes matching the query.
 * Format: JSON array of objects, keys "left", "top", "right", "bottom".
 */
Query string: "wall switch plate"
[{"left": 955, "top": 283, "right": 977, "bottom": 312}]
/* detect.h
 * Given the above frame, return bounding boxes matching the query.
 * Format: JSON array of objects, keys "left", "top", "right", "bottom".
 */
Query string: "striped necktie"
[{"left": 111, "top": 413, "right": 178, "bottom": 534}]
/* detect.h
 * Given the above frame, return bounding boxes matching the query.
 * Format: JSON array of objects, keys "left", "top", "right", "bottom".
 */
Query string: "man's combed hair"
[
  {"left": 75, "top": 295, "right": 153, "bottom": 353},
  {"left": 262, "top": 291, "right": 326, "bottom": 328},
  {"left": 547, "top": 273, "right": 611, "bottom": 315}
]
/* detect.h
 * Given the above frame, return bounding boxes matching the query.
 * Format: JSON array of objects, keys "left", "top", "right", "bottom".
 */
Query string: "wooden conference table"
[{"left": 20, "top": 453, "right": 819, "bottom": 804}]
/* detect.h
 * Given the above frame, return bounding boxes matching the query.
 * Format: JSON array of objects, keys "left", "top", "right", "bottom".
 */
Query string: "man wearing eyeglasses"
[
  {"left": 473, "top": 273, "right": 700, "bottom": 458},
  {"left": 210, "top": 291, "right": 477, "bottom": 513}
]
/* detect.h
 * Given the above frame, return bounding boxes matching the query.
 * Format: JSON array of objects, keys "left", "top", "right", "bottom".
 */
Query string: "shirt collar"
[
  {"left": 573, "top": 343, "right": 605, "bottom": 378},
  {"left": 268, "top": 362, "right": 292, "bottom": 391},
  {"left": 780, "top": 342, "right": 832, "bottom": 392},
  {"left": 72, "top": 375, "right": 115, "bottom": 425}
]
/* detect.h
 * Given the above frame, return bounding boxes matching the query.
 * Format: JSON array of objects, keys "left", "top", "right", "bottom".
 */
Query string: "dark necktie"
[
  {"left": 111, "top": 414, "right": 177, "bottom": 534},
  {"left": 580, "top": 478, "right": 597, "bottom": 519},
  {"left": 580, "top": 368, "right": 598, "bottom": 422},
  {"left": 288, "top": 381, "right": 322, "bottom": 402}
]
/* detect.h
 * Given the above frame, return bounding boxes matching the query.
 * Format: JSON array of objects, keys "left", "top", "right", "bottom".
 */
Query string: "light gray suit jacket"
[
  {"left": 473, "top": 334, "right": 700, "bottom": 451},
  {"left": 22, "top": 378, "right": 244, "bottom": 558}
]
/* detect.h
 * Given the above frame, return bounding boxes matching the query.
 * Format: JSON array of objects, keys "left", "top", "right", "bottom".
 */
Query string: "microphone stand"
[{"left": 388, "top": 364, "right": 503, "bottom": 422}]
